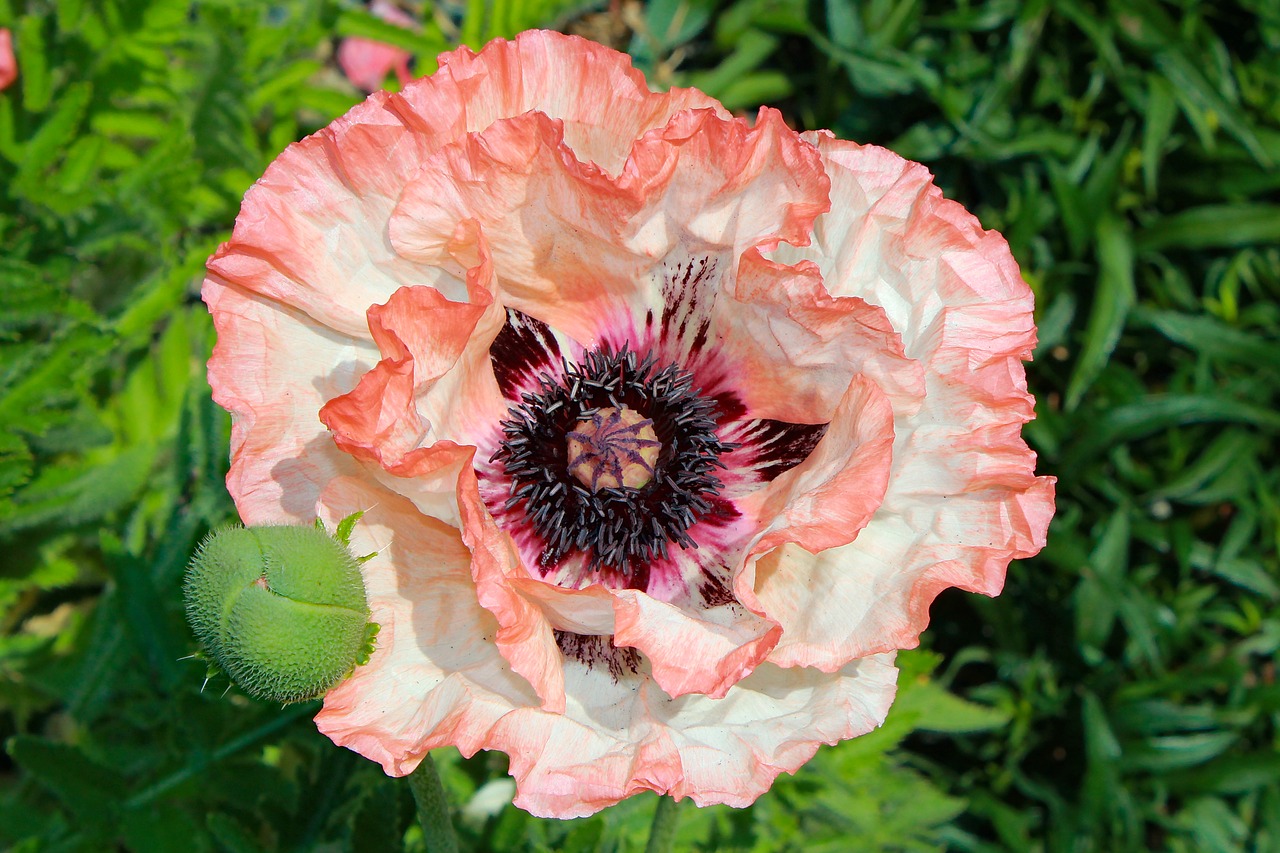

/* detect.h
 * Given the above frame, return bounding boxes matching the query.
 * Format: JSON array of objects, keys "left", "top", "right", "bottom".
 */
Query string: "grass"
[{"left": 2, "top": 0, "right": 1278, "bottom": 850}]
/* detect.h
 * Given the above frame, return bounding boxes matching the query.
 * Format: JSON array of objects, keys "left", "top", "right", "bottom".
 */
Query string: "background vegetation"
[{"left": 2, "top": 0, "right": 1277, "bottom": 850}]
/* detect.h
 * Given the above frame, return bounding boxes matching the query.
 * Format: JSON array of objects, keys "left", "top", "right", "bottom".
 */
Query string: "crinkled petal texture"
[{"left": 204, "top": 31, "right": 1054, "bottom": 819}]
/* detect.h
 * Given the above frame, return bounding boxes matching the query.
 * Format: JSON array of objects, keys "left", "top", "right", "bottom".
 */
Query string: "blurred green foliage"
[{"left": 1, "top": 0, "right": 1277, "bottom": 850}]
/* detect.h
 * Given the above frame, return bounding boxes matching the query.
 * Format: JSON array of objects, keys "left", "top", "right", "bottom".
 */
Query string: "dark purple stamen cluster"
[{"left": 491, "top": 347, "right": 729, "bottom": 576}]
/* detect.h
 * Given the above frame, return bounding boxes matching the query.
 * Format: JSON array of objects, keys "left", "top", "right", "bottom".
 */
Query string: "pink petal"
[
  {"left": 699, "top": 247, "right": 925, "bottom": 425},
  {"left": 319, "top": 235, "right": 506, "bottom": 470},
  {"left": 337, "top": 1, "right": 416, "bottom": 92},
  {"left": 315, "top": 478, "right": 542, "bottom": 768},
  {"left": 203, "top": 279, "right": 371, "bottom": 526},
  {"left": 388, "top": 106, "right": 829, "bottom": 349},
  {"left": 0, "top": 29, "right": 15, "bottom": 93},
  {"left": 338, "top": 40, "right": 413, "bottom": 92},
  {"left": 318, "top": 478, "right": 897, "bottom": 818},
  {"left": 396, "top": 31, "right": 727, "bottom": 175},
  {"left": 758, "top": 136, "right": 1056, "bottom": 665},
  {"left": 455, "top": 466, "right": 568, "bottom": 712},
  {"left": 493, "top": 653, "right": 898, "bottom": 818},
  {"left": 206, "top": 94, "right": 447, "bottom": 339},
  {"left": 611, "top": 585, "right": 782, "bottom": 699},
  {"left": 741, "top": 375, "right": 895, "bottom": 558},
  {"left": 387, "top": 111, "right": 649, "bottom": 347},
  {"left": 209, "top": 31, "right": 710, "bottom": 341}
]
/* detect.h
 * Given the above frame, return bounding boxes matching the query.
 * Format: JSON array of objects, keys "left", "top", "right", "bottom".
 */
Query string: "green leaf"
[
  {"left": 1065, "top": 216, "right": 1134, "bottom": 410},
  {"left": 1065, "top": 394, "right": 1280, "bottom": 466},
  {"left": 0, "top": 443, "right": 156, "bottom": 534},
  {"left": 335, "top": 510, "right": 364, "bottom": 547},
  {"left": 686, "top": 29, "right": 779, "bottom": 100},
  {"left": 1134, "top": 308, "right": 1280, "bottom": 369},
  {"left": 1137, "top": 204, "right": 1280, "bottom": 251},
  {"left": 1076, "top": 510, "right": 1129, "bottom": 658},
  {"left": 1140, "top": 73, "right": 1177, "bottom": 195},
  {"left": 1123, "top": 731, "right": 1239, "bottom": 772},
  {"left": 1165, "top": 753, "right": 1280, "bottom": 796},
  {"left": 16, "top": 81, "right": 94, "bottom": 181},
  {"left": 15, "top": 15, "right": 52, "bottom": 113},
  {"left": 7, "top": 735, "right": 127, "bottom": 825},
  {"left": 207, "top": 812, "right": 271, "bottom": 853},
  {"left": 902, "top": 681, "right": 1011, "bottom": 734}
]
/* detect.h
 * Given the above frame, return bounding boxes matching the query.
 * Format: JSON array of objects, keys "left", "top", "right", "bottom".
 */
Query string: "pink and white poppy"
[{"left": 204, "top": 30, "right": 1055, "bottom": 818}]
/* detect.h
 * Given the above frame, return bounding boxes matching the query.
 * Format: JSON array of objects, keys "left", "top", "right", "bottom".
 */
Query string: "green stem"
[
  {"left": 644, "top": 795, "right": 681, "bottom": 853},
  {"left": 408, "top": 753, "right": 459, "bottom": 853}
]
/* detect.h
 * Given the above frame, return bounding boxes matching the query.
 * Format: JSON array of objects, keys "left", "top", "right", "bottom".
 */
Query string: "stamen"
[{"left": 490, "top": 345, "right": 731, "bottom": 578}]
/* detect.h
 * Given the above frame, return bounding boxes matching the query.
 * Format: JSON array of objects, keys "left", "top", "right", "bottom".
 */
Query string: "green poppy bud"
[{"left": 184, "top": 521, "right": 377, "bottom": 704}]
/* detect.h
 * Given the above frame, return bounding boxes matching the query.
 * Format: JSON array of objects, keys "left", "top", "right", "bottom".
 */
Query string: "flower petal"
[
  {"left": 611, "top": 585, "right": 782, "bottom": 699},
  {"left": 320, "top": 474, "right": 897, "bottom": 820},
  {"left": 387, "top": 106, "right": 830, "bottom": 348},
  {"left": 741, "top": 375, "right": 895, "bottom": 558},
  {"left": 206, "top": 93, "right": 452, "bottom": 339},
  {"left": 210, "top": 31, "right": 712, "bottom": 343},
  {"left": 315, "top": 477, "right": 543, "bottom": 767},
  {"left": 394, "top": 31, "right": 726, "bottom": 175},
  {"left": 387, "top": 111, "right": 647, "bottom": 346},
  {"left": 0, "top": 29, "right": 16, "bottom": 93},
  {"left": 337, "top": 0, "right": 415, "bottom": 92},
  {"left": 493, "top": 652, "right": 898, "bottom": 818},
  {"left": 456, "top": 466, "right": 567, "bottom": 712},
  {"left": 203, "top": 279, "right": 373, "bottom": 525},
  {"left": 761, "top": 136, "right": 1056, "bottom": 664},
  {"left": 709, "top": 249, "right": 925, "bottom": 423},
  {"left": 319, "top": 234, "right": 505, "bottom": 467}
]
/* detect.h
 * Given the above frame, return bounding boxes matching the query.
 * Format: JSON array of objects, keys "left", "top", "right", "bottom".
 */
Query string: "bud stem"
[
  {"left": 645, "top": 795, "right": 681, "bottom": 853},
  {"left": 408, "top": 752, "right": 459, "bottom": 853}
]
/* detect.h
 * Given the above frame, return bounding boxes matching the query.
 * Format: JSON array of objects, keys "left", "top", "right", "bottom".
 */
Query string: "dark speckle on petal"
[
  {"left": 554, "top": 631, "right": 641, "bottom": 681},
  {"left": 489, "top": 309, "right": 561, "bottom": 401}
]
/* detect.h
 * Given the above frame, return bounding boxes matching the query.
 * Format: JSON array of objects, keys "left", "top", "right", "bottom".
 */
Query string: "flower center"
[
  {"left": 489, "top": 347, "right": 730, "bottom": 579},
  {"left": 567, "top": 407, "right": 661, "bottom": 491}
]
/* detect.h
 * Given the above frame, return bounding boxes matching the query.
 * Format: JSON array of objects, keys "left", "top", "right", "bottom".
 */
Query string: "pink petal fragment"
[
  {"left": 707, "top": 248, "right": 925, "bottom": 424},
  {"left": 337, "top": 1, "right": 415, "bottom": 92},
  {"left": 506, "top": 578, "right": 617, "bottom": 636},
  {"left": 389, "top": 106, "right": 829, "bottom": 350},
  {"left": 743, "top": 375, "right": 895, "bottom": 558},
  {"left": 456, "top": 466, "right": 567, "bottom": 712},
  {"left": 318, "top": 274, "right": 500, "bottom": 470},
  {"left": 612, "top": 588, "right": 782, "bottom": 699},
  {"left": 628, "top": 107, "right": 830, "bottom": 258},
  {"left": 207, "top": 94, "right": 453, "bottom": 338},
  {"left": 0, "top": 29, "right": 16, "bottom": 92},
  {"left": 388, "top": 111, "right": 647, "bottom": 346},
  {"left": 203, "top": 278, "right": 371, "bottom": 525}
]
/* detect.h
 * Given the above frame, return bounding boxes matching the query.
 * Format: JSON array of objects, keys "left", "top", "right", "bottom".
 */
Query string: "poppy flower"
[
  {"left": 337, "top": 0, "right": 415, "bottom": 92},
  {"left": 203, "top": 30, "right": 1055, "bottom": 818},
  {"left": 0, "top": 29, "right": 16, "bottom": 93}
]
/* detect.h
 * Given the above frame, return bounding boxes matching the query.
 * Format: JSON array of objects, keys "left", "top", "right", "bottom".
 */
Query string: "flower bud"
[{"left": 183, "top": 522, "right": 376, "bottom": 703}]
